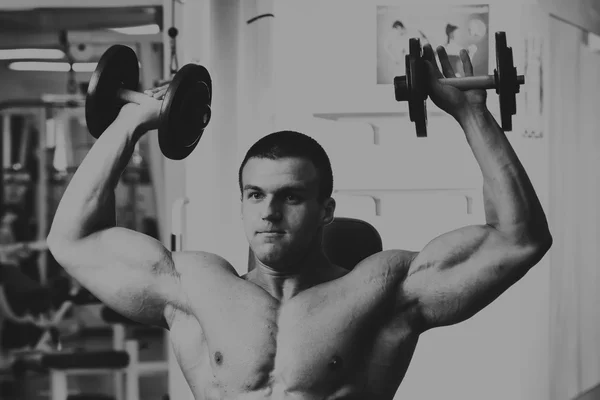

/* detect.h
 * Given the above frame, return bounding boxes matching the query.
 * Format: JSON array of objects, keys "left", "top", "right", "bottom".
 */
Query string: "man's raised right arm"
[{"left": 47, "top": 102, "right": 187, "bottom": 329}]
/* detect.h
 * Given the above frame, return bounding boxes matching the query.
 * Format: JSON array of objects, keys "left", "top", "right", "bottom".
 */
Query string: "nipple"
[
  {"left": 329, "top": 355, "right": 343, "bottom": 370},
  {"left": 214, "top": 351, "right": 223, "bottom": 365}
]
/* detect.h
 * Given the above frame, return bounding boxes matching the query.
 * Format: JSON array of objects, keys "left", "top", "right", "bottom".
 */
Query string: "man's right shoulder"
[
  {"left": 164, "top": 251, "right": 240, "bottom": 324},
  {"left": 171, "top": 251, "right": 239, "bottom": 278}
]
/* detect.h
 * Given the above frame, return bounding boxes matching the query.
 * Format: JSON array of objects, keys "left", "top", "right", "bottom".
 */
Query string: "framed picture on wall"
[{"left": 376, "top": 4, "right": 490, "bottom": 85}]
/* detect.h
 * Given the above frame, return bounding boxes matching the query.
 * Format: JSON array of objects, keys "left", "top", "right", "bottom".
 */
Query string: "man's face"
[
  {"left": 241, "top": 157, "right": 334, "bottom": 270},
  {"left": 450, "top": 27, "right": 463, "bottom": 42},
  {"left": 394, "top": 26, "right": 407, "bottom": 36}
]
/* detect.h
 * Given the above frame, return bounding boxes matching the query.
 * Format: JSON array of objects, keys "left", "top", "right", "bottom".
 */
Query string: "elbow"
[
  {"left": 499, "top": 221, "right": 553, "bottom": 248},
  {"left": 501, "top": 222, "right": 553, "bottom": 261},
  {"left": 46, "top": 236, "right": 79, "bottom": 275},
  {"left": 529, "top": 222, "right": 553, "bottom": 253},
  {"left": 537, "top": 231, "right": 553, "bottom": 256},
  {"left": 46, "top": 233, "right": 60, "bottom": 253},
  {"left": 46, "top": 233, "right": 71, "bottom": 261},
  {"left": 522, "top": 226, "right": 553, "bottom": 263},
  {"left": 47, "top": 223, "right": 65, "bottom": 250},
  {"left": 47, "top": 230, "right": 64, "bottom": 252},
  {"left": 47, "top": 223, "right": 81, "bottom": 253},
  {"left": 539, "top": 229, "right": 553, "bottom": 251}
]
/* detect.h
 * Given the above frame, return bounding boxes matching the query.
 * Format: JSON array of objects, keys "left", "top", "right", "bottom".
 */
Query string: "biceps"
[
  {"left": 401, "top": 226, "right": 534, "bottom": 330},
  {"left": 49, "top": 227, "right": 182, "bottom": 327}
]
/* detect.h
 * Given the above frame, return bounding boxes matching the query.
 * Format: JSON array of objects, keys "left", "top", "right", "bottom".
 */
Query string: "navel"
[{"left": 214, "top": 351, "right": 224, "bottom": 365}]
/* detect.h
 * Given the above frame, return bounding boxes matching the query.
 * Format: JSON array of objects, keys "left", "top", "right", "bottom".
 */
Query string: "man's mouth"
[{"left": 259, "top": 231, "right": 285, "bottom": 236}]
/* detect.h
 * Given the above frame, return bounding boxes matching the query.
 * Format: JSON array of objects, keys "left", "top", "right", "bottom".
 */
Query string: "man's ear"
[{"left": 322, "top": 197, "right": 336, "bottom": 226}]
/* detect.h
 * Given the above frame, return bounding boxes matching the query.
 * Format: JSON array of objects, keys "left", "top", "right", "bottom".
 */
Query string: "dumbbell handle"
[
  {"left": 116, "top": 88, "right": 154, "bottom": 105},
  {"left": 439, "top": 74, "right": 525, "bottom": 90}
]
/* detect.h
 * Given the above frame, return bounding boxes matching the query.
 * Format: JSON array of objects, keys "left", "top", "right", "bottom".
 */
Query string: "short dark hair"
[
  {"left": 238, "top": 130, "right": 333, "bottom": 202},
  {"left": 392, "top": 20, "right": 405, "bottom": 29},
  {"left": 446, "top": 23, "right": 458, "bottom": 39}
]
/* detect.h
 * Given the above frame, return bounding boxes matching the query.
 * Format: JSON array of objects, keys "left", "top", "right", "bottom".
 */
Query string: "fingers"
[
  {"left": 146, "top": 83, "right": 169, "bottom": 93},
  {"left": 422, "top": 44, "right": 443, "bottom": 79},
  {"left": 424, "top": 61, "right": 445, "bottom": 94},
  {"left": 143, "top": 84, "right": 169, "bottom": 101},
  {"left": 460, "top": 49, "right": 474, "bottom": 76},
  {"left": 436, "top": 46, "right": 455, "bottom": 78},
  {"left": 143, "top": 88, "right": 168, "bottom": 100},
  {"left": 153, "top": 87, "right": 168, "bottom": 100}
]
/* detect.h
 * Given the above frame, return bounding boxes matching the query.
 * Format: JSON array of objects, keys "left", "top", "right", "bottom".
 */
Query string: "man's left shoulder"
[{"left": 351, "top": 249, "right": 419, "bottom": 281}]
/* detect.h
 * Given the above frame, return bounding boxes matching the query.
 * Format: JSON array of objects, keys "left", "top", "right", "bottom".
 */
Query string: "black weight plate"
[
  {"left": 495, "top": 32, "right": 517, "bottom": 131},
  {"left": 394, "top": 76, "right": 409, "bottom": 101},
  {"left": 85, "top": 45, "right": 139, "bottom": 138},
  {"left": 407, "top": 38, "right": 428, "bottom": 137},
  {"left": 505, "top": 49, "right": 517, "bottom": 116},
  {"left": 158, "top": 64, "right": 212, "bottom": 160}
]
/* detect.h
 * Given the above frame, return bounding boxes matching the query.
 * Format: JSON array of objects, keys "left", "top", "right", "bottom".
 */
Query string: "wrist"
[
  {"left": 113, "top": 112, "right": 143, "bottom": 141},
  {"left": 455, "top": 104, "right": 491, "bottom": 126}
]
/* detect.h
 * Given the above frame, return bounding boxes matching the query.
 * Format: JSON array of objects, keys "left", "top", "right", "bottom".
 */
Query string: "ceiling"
[
  {"left": 0, "top": 6, "right": 162, "bottom": 34},
  {"left": 0, "top": 5, "right": 164, "bottom": 79}
]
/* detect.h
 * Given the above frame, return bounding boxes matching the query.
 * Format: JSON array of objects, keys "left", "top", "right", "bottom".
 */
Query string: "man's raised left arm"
[{"left": 394, "top": 44, "right": 552, "bottom": 332}]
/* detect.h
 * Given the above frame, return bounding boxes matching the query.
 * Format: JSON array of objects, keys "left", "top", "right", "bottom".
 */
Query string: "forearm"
[
  {"left": 457, "top": 106, "right": 550, "bottom": 242},
  {"left": 48, "top": 115, "right": 139, "bottom": 243}
]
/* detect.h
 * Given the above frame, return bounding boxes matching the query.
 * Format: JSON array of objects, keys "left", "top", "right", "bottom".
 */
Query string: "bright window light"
[
  {"left": 0, "top": 48, "right": 65, "bottom": 60},
  {"left": 108, "top": 24, "right": 160, "bottom": 35},
  {"left": 8, "top": 61, "right": 98, "bottom": 72},
  {"left": 72, "top": 62, "right": 98, "bottom": 72},
  {"left": 9, "top": 61, "right": 71, "bottom": 72}
]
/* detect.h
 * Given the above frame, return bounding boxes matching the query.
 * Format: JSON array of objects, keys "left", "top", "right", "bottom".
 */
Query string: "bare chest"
[{"left": 169, "top": 282, "right": 418, "bottom": 399}]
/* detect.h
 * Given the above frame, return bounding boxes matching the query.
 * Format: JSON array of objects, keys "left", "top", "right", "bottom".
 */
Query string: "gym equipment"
[
  {"left": 321, "top": 217, "right": 383, "bottom": 271},
  {"left": 0, "top": 276, "right": 99, "bottom": 351},
  {"left": 86, "top": 45, "right": 212, "bottom": 160},
  {"left": 0, "top": 239, "right": 47, "bottom": 256},
  {"left": 101, "top": 306, "right": 141, "bottom": 326},
  {"left": 11, "top": 349, "right": 130, "bottom": 376},
  {"left": 66, "top": 395, "right": 115, "bottom": 400},
  {"left": 394, "top": 31, "right": 524, "bottom": 137}
]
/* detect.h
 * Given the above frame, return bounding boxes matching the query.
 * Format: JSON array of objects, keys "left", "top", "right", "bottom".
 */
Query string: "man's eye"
[
  {"left": 249, "top": 192, "right": 263, "bottom": 199},
  {"left": 286, "top": 195, "right": 301, "bottom": 202}
]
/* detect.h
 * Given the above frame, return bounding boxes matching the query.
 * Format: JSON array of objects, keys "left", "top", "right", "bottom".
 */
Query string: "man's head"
[
  {"left": 238, "top": 130, "right": 335, "bottom": 270},
  {"left": 446, "top": 24, "right": 459, "bottom": 43},
  {"left": 392, "top": 20, "right": 406, "bottom": 34}
]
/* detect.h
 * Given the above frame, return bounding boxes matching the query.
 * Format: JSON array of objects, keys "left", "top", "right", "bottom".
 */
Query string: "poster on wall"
[{"left": 376, "top": 4, "right": 490, "bottom": 85}]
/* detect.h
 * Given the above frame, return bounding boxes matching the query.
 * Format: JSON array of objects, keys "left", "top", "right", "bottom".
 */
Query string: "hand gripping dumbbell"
[
  {"left": 85, "top": 45, "right": 212, "bottom": 160},
  {"left": 394, "top": 32, "right": 524, "bottom": 137}
]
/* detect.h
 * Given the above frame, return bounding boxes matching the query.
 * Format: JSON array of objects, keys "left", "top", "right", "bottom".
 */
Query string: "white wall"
[
  {"left": 270, "top": 1, "right": 552, "bottom": 399},
  {"left": 539, "top": 0, "right": 600, "bottom": 37},
  {"left": 182, "top": 0, "right": 247, "bottom": 269},
  {"left": 547, "top": 18, "right": 600, "bottom": 400},
  {"left": 182, "top": 0, "right": 276, "bottom": 273}
]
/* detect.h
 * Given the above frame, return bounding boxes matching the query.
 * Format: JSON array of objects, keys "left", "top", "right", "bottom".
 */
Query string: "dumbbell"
[
  {"left": 85, "top": 45, "right": 212, "bottom": 160},
  {"left": 394, "top": 32, "right": 524, "bottom": 137}
]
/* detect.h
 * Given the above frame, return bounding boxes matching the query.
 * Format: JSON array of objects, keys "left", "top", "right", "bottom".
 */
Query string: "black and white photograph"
[{"left": 0, "top": 1, "right": 599, "bottom": 400}]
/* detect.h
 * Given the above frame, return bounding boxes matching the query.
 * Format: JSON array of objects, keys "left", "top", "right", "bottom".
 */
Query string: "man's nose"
[{"left": 261, "top": 197, "right": 282, "bottom": 221}]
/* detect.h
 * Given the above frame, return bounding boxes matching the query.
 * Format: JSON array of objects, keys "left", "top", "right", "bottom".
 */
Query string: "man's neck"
[{"left": 249, "top": 247, "right": 344, "bottom": 302}]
